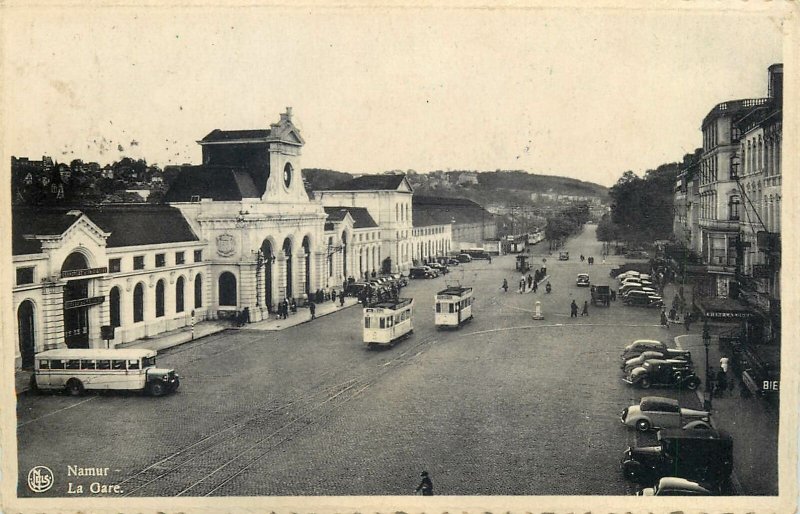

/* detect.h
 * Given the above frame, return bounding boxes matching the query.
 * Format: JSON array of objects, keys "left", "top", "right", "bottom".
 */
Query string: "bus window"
[
  {"left": 380, "top": 318, "right": 386, "bottom": 329},
  {"left": 39, "top": 360, "right": 49, "bottom": 370},
  {"left": 127, "top": 359, "right": 140, "bottom": 370},
  {"left": 365, "top": 317, "right": 371, "bottom": 329},
  {"left": 81, "top": 360, "right": 96, "bottom": 370},
  {"left": 142, "top": 356, "right": 156, "bottom": 368},
  {"left": 66, "top": 360, "right": 80, "bottom": 370},
  {"left": 97, "top": 360, "right": 111, "bottom": 370},
  {"left": 51, "top": 360, "right": 65, "bottom": 370},
  {"left": 112, "top": 360, "right": 126, "bottom": 370}
]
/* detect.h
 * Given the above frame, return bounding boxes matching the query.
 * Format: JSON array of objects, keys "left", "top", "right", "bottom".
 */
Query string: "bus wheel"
[
  {"left": 148, "top": 382, "right": 166, "bottom": 397},
  {"left": 66, "top": 378, "right": 84, "bottom": 396}
]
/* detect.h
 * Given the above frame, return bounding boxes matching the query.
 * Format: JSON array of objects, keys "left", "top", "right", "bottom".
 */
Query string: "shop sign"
[
  {"left": 64, "top": 296, "right": 105, "bottom": 309},
  {"left": 60, "top": 267, "right": 108, "bottom": 278},
  {"left": 704, "top": 310, "right": 752, "bottom": 319}
]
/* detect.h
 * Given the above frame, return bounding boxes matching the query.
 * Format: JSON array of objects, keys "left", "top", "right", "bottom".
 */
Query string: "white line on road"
[
  {"left": 17, "top": 396, "right": 97, "bottom": 428},
  {"left": 462, "top": 323, "right": 663, "bottom": 337}
]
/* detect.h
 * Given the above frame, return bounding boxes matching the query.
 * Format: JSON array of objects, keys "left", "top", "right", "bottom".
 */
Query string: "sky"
[{"left": 2, "top": 4, "right": 787, "bottom": 187}]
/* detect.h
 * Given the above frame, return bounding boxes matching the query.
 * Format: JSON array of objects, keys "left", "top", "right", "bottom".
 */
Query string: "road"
[{"left": 16, "top": 225, "right": 742, "bottom": 497}]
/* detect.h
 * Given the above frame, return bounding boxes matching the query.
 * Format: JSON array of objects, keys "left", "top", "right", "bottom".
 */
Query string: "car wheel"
[
  {"left": 148, "top": 381, "right": 166, "bottom": 397},
  {"left": 685, "top": 378, "right": 700, "bottom": 390},
  {"left": 636, "top": 419, "right": 651, "bottom": 432},
  {"left": 639, "top": 377, "right": 651, "bottom": 389},
  {"left": 66, "top": 378, "right": 84, "bottom": 396},
  {"left": 622, "top": 460, "right": 642, "bottom": 482}
]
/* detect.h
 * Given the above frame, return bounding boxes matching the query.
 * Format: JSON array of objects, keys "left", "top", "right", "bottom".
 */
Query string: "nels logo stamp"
[{"left": 27, "top": 466, "right": 54, "bottom": 493}]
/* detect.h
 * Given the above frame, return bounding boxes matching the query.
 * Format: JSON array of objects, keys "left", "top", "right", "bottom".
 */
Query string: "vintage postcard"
[{"left": 1, "top": 1, "right": 797, "bottom": 512}]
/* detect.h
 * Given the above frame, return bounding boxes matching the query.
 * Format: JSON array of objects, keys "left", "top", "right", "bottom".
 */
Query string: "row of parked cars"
[
  {"left": 617, "top": 270, "right": 664, "bottom": 308},
  {"left": 345, "top": 273, "right": 408, "bottom": 298},
  {"left": 409, "top": 254, "right": 474, "bottom": 279},
  {"left": 617, "top": 339, "right": 734, "bottom": 495}
]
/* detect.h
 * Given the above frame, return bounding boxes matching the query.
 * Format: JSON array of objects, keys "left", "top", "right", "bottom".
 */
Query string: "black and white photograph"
[{"left": 1, "top": 1, "right": 797, "bottom": 512}]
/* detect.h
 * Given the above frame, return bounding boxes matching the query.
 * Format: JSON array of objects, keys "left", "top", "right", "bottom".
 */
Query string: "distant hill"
[{"left": 303, "top": 168, "right": 607, "bottom": 202}]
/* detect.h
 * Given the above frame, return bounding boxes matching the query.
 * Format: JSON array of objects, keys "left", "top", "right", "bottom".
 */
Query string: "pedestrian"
[
  {"left": 502, "top": 279, "right": 508, "bottom": 293},
  {"left": 309, "top": 300, "right": 316, "bottom": 320},
  {"left": 720, "top": 356, "right": 730, "bottom": 373},
  {"left": 415, "top": 471, "right": 434, "bottom": 496},
  {"left": 660, "top": 309, "right": 669, "bottom": 328},
  {"left": 290, "top": 298, "right": 297, "bottom": 314},
  {"left": 532, "top": 280, "right": 538, "bottom": 293},
  {"left": 519, "top": 278, "right": 525, "bottom": 294},
  {"left": 570, "top": 300, "right": 578, "bottom": 318},
  {"left": 527, "top": 274, "right": 533, "bottom": 289},
  {"left": 243, "top": 307, "right": 250, "bottom": 324},
  {"left": 610, "top": 289, "right": 616, "bottom": 302},
  {"left": 669, "top": 307, "right": 677, "bottom": 321},
  {"left": 684, "top": 312, "right": 692, "bottom": 332},
  {"left": 581, "top": 300, "right": 589, "bottom": 316},
  {"left": 339, "top": 290, "right": 345, "bottom": 307},
  {"left": 331, "top": 289, "right": 337, "bottom": 304},
  {"left": 672, "top": 294, "right": 680, "bottom": 312},
  {"left": 715, "top": 368, "right": 728, "bottom": 397}
]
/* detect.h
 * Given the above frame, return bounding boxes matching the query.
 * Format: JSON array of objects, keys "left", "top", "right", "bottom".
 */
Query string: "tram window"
[
  {"left": 81, "top": 360, "right": 96, "bottom": 370},
  {"left": 380, "top": 318, "right": 386, "bottom": 329},
  {"left": 66, "top": 360, "right": 80, "bottom": 370},
  {"left": 51, "top": 360, "right": 65, "bottom": 370},
  {"left": 97, "top": 360, "right": 111, "bottom": 370},
  {"left": 394, "top": 314, "right": 400, "bottom": 324},
  {"left": 112, "top": 360, "right": 126, "bottom": 370},
  {"left": 448, "top": 304, "right": 455, "bottom": 313},
  {"left": 39, "top": 360, "right": 49, "bottom": 370},
  {"left": 435, "top": 303, "right": 442, "bottom": 313},
  {"left": 365, "top": 317, "right": 371, "bottom": 329},
  {"left": 127, "top": 359, "right": 140, "bottom": 370}
]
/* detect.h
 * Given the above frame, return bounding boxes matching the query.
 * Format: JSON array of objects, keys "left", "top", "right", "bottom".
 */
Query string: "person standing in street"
[
  {"left": 532, "top": 280, "right": 538, "bottom": 293},
  {"left": 660, "top": 308, "right": 669, "bottom": 328},
  {"left": 502, "top": 278, "right": 508, "bottom": 293},
  {"left": 581, "top": 301, "right": 589, "bottom": 316},
  {"left": 715, "top": 367, "right": 728, "bottom": 397},
  {"left": 684, "top": 312, "right": 692, "bottom": 332},
  {"left": 339, "top": 290, "right": 345, "bottom": 307},
  {"left": 309, "top": 300, "right": 316, "bottom": 320},
  {"left": 415, "top": 471, "right": 433, "bottom": 496},
  {"left": 570, "top": 300, "right": 578, "bottom": 318}
]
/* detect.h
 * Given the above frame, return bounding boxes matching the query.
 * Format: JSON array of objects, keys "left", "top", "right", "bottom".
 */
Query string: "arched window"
[
  {"left": 133, "top": 283, "right": 144, "bottom": 323},
  {"left": 219, "top": 272, "right": 237, "bottom": 306},
  {"left": 110, "top": 286, "right": 121, "bottom": 327},
  {"left": 155, "top": 280, "right": 165, "bottom": 317},
  {"left": 728, "top": 194, "right": 740, "bottom": 221},
  {"left": 195, "top": 274, "right": 203, "bottom": 308},
  {"left": 176, "top": 276, "right": 185, "bottom": 313}
]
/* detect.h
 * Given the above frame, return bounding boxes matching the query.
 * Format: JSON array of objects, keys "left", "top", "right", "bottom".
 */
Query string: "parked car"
[
  {"left": 559, "top": 251, "right": 569, "bottom": 261},
  {"left": 623, "top": 359, "right": 701, "bottom": 390},
  {"left": 621, "top": 340, "right": 689, "bottom": 361},
  {"left": 621, "top": 286, "right": 657, "bottom": 298},
  {"left": 621, "top": 396, "right": 711, "bottom": 432},
  {"left": 576, "top": 273, "right": 590, "bottom": 287},
  {"left": 591, "top": 284, "right": 611, "bottom": 306},
  {"left": 446, "top": 258, "right": 460, "bottom": 266},
  {"left": 616, "top": 270, "right": 641, "bottom": 280},
  {"left": 456, "top": 253, "right": 472, "bottom": 263},
  {"left": 622, "top": 350, "right": 691, "bottom": 373},
  {"left": 638, "top": 477, "right": 715, "bottom": 496},
  {"left": 624, "top": 291, "right": 663, "bottom": 308},
  {"left": 390, "top": 273, "right": 408, "bottom": 287},
  {"left": 428, "top": 262, "right": 449, "bottom": 274},
  {"left": 345, "top": 281, "right": 370, "bottom": 297},
  {"left": 409, "top": 266, "right": 437, "bottom": 279},
  {"left": 621, "top": 428, "right": 733, "bottom": 487}
]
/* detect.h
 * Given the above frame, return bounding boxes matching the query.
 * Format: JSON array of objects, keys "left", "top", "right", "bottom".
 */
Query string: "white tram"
[
  {"left": 434, "top": 286, "right": 474, "bottom": 329},
  {"left": 363, "top": 298, "right": 414, "bottom": 347}
]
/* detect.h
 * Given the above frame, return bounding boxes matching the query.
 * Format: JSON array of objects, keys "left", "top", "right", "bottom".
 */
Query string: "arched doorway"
[
  {"left": 302, "top": 236, "right": 311, "bottom": 295},
  {"left": 62, "top": 252, "right": 90, "bottom": 348},
  {"left": 17, "top": 300, "right": 35, "bottom": 369},
  {"left": 282, "top": 238, "right": 293, "bottom": 299},
  {"left": 261, "top": 240, "right": 274, "bottom": 312},
  {"left": 219, "top": 272, "right": 237, "bottom": 306}
]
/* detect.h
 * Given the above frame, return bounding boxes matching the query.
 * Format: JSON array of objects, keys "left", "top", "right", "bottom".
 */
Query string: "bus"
[
  {"left": 363, "top": 298, "right": 414, "bottom": 348},
  {"left": 31, "top": 348, "right": 180, "bottom": 396},
  {"left": 434, "top": 286, "right": 474, "bottom": 329}
]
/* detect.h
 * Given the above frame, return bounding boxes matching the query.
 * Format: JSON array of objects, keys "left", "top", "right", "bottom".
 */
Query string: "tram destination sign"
[
  {"left": 61, "top": 267, "right": 108, "bottom": 278},
  {"left": 64, "top": 296, "right": 105, "bottom": 310}
]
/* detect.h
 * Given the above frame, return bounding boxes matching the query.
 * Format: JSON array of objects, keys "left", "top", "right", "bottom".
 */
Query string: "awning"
[{"left": 694, "top": 296, "right": 753, "bottom": 321}]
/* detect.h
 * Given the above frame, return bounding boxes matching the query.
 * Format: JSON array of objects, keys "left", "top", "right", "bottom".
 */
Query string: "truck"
[{"left": 591, "top": 284, "right": 611, "bottom": 306}]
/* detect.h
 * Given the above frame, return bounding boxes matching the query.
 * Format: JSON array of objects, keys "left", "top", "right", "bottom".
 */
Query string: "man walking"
[
  {"left": 309, "top": 300, "right": 316, "bottom": 320},
  {"left": 570, "top": 300, "right": 578, "bottom": 318},
  {"left": 339, "top": 290, "right": 345, "bottom": 307},
  {"left": 581, "top": 300, "right": 589, "bottom": 316},
  {"left": 415, "top": 471, "right": 434, "bottom": 496}
]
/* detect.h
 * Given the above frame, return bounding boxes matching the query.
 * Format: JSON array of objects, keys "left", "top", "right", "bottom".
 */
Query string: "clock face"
[{"left": 283, "top": 163, "right": 292, "bottom": 188}]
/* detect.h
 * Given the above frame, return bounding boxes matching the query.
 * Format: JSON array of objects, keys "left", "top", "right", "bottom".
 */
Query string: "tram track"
[{"left": 120, "top": 332, "right": 438, "bottom": 496}]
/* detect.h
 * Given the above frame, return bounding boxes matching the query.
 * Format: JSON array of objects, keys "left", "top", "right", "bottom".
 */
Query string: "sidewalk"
[
  {"left": 15, "top": 298, "right": 360, "bottom": 395},
  {"left": 665, "top": 281, "right": 779, "bottom": 495}
]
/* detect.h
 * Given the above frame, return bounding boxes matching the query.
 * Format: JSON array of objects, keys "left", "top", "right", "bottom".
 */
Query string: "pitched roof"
[
  {"left": 412, "top": 195, "right": 494, "bottom": 227},
  {"left": 323, "top": 206, "right": 378, "bottom": 229},
  {"left": 12, "top": 205, "right": 199, "bottom": 255},
  {"left": 318, "top": 174, "right": 409, "bottom": 192},
  {"left": 164, "top": 165, "right": 260, "bottom": 202},
  {"left": 200, "top": 129, "right": 272, "bottom": 142}
]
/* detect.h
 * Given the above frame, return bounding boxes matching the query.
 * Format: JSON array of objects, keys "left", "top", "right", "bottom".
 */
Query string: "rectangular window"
[
  {"left": 127, "top": 359, "right": 140, "bottom": 370},
  {"left": 16, "top": 267, "right": 34, "bottom": 285},
  {"left": 50, "top": 360, "right": 65, "bottom": 370},
  {"left": 175, "top": 251, "right": 185, "bottom": 265},
  {"left": 112, "top": 360, "right": 126, "bottom": 370},
  {"left": 39, "top": 360, "right": 49, "bottom": 370},
  {"left": 379, "top": 318, "right": 386, "bottom": 329},
  {"left": 97, "top": 360, "right": 111, "bottom": 370},
  {"left": 66, "top": 360, "right": 80, "bottom": 370},
  {"left": 155, "top": 253, "right": 166, "bottom": 267},
  {"left": 80, "top": 360, "right": 96, "bottom": 370},
  {"left": 194, "top": 250, "right": 203, "bottom": 262},
  {"left": 109, "top": 258, "right": 121, "bottom": 273},
  {"left": 435, "top": 303, "right": 442, "bottom": 313},
  {"left": 364, "top": 318, "right": 371, "bottom": 329},
  {"left": 133, "top": 255, "right": 145, "bottom": 270}
]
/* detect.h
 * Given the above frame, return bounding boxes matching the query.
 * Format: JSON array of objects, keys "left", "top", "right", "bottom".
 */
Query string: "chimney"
[
  {"left": 768, "top": 64, "right": 783, "bottom": 104},
  {"left": 280, "top": 107, "right": 293, "bottom": 122}
]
